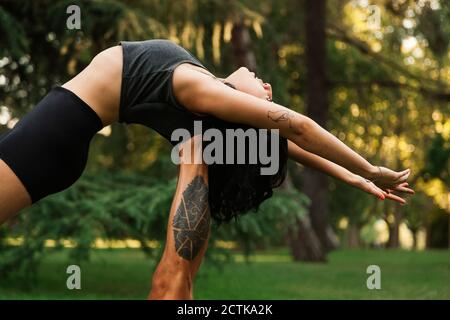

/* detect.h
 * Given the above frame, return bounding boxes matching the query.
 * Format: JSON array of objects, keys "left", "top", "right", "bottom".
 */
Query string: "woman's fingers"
[
  {"left": 395, "top": 169, "right": 411, "bottom": 183},
  {"left": 385, "top": 192, "right": 407, "bottom": 205},
  {"left": 392, "top": 182, "right": 414, "bottom": 194},
  {"left": 381, "top": 190, "right": 407, "bottom": 204},
  {"left": 380, "top": 185, "right": 412, "bottom": 204},
  {"left": 361, "top": 179, "right": 384, "bottom": 199},
  {"left": 362, "top": 177, "right": 411, "bottom": 205},
  {"left": 368, "top": 182, "right": 386, "bottom": 200},
  {"left": 362, "top": 172, "right": 412, "bottom": 205},
  {"left": 394, "top": 184, "right": 415, "bottom": 194}
]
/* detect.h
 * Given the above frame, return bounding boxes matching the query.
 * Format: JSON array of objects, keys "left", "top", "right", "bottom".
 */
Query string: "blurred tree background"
[{"left": 0, "top": 0, "right": 449, "bottom": 283}]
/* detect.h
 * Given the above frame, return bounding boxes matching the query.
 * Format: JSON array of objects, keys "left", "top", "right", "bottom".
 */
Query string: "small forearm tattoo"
[
  {"left": 172, "top": 175, "right": 211, "bottom": 260},
  {"left": 267, "top": 110, "right": 295, "bottom": 129}
]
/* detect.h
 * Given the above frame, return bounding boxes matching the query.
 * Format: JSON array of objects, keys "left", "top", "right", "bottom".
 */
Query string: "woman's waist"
[{"left": 62, "top": 46, "right": 123, "bottom": 126}]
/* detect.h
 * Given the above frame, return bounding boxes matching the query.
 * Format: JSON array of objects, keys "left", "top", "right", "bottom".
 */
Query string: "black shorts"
[{"left": 0, "top": 86, "right": 103, "bottom": 203}]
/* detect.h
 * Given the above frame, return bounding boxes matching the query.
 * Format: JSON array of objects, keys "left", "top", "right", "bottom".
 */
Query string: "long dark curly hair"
[{"left": 203, "top": 116, "right": 288, "bottom": 224}]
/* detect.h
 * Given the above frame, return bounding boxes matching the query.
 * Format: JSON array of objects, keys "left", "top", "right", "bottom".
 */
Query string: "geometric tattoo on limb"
[{"left": 172, "top": 175, "right": 211, "bottom": 260}]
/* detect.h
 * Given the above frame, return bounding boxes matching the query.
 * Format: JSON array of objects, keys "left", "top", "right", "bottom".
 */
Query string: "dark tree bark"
[
  {"left": 230, "top": 2, "right": 333, "bottom": 261},
  {"left": 347, "top": 224, "right": 361, "bottom": 248},
  {"left": 387, "top": 222, "right": 400, "bottom": 248},
  {"left": 231, "top": 18, "right": 257, "bottom": 72},
  {"left": 229, "top": 17, "right": 326, "bottom": 262},
  {"left": 283, "top": 171, "right": 326, "bottom": 262},
  {"left": 288, "top": 216, "right": 326, "bottom": 262},
  {"left": 387, "top": 103, "right": 407, "bottom": 249},
  {"left": 386, "top": 204, "right": 403, "bottom": 248},
  {"left": 301, "top": 0, "right": 338, "bottom": 252},
  {"left": 411, "top": 230, "right": 418, "bottom": 250},
  {"left": 425, "top": 221, "right": 432, "bottom": 249}
]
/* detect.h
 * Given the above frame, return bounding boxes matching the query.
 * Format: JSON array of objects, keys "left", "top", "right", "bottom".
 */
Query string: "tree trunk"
[
  {"left": 231, "top": 17, "right": 257, "bottom": 72},
  {"left": 425, "top": 220, "right": 432, "bottom": 249},
  {"left": 387, "top": 224, "right": 400, "bottom": 248},
  {"left": 303, "top": 0, "right": 337, "bottom": 252},
  {"left": 288, "top": 216, "right": 326, "bottom": 262},
  {"left": 387, "top": 204, "right": 403, "bottom": 248},
  {"left": 387, "top": 80, "right": 407, "bottom": 249},
  {"left": 347, "top": 224, "right": 361, "bottom": 248},
  {"left": 284, "top": 170, "right": 326, "bottom": 262},
  {"left": 411, "top": 230, "right": 418, "bottom": 251},
  {"left": 229, "top": 21, "right": 326, "bottom": 261}
]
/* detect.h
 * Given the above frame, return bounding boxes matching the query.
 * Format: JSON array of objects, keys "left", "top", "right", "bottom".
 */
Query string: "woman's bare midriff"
[{"left": 62, "top": 45, "right": 124, "bottom": 127}]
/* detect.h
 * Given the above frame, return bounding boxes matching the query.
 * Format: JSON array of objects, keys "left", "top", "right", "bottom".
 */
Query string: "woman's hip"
[{"left": 0, "top": 86, "right": 103, "bottom": 203}]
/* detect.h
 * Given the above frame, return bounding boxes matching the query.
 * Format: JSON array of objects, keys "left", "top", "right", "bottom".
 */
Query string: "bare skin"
[
  {"left": 149, "top": 136, "right": 210, "bottom": 300},
  {"left": 0, "top": 160, "right": 32, "bottom": 225},
  {"left": 0, "top": 47, "right": 125, "bottom": 224},
  {"left": 60, "top": 46, "right": 121, "bottom": 126},
  {"left": 0, "top": 42, "right": 414, "bottom": 298}
]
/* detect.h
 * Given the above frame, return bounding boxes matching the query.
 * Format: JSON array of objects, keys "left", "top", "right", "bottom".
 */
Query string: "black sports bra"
[{"left": 118, "top": 39, "right": 226, "bottom": 145}]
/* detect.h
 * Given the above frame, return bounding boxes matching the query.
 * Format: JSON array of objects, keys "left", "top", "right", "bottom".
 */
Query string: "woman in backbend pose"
[{"left": 0, "top": 39, "right": 414, "bottom": 299}]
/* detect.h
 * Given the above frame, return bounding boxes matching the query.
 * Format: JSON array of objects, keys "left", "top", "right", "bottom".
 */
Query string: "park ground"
[{"left": 0, "top": 248, "right": 449, "bottom": 299}]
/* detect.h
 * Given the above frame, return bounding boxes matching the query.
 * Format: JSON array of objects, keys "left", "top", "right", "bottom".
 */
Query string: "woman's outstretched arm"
[
  {"left": 288, "top": 140, "right": 356, "bottom": 183},
  {"left": 287, "top": 141, "right": 414, "bottom": 204},
  {"left": 175, "top": 70, "right": 385, "bottom": 181}
]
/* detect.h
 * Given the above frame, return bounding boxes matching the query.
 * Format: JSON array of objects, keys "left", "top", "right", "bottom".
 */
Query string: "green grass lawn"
[{"left": 0, "top": 248, "right": 449, "bottom": 299}]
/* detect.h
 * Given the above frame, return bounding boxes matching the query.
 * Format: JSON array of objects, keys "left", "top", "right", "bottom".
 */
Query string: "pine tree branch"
[
  {"left": 328, "top": 79, "right": 450, "bottom": 101},
  {"left": 326, "top": 23, "right": 449, "bottom": 93}
]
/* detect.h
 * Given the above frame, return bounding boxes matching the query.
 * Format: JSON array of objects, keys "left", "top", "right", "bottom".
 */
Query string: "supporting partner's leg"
[{"left": 149, "top": 139, "right": 211, "bottom": 300}]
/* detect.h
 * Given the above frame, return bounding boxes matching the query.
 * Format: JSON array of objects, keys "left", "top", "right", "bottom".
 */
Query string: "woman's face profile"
[{"left": 224, "top": 67, "right": 272, "bottom": 101}]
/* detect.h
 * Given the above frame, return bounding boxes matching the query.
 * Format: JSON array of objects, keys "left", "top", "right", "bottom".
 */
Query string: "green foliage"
[
  {"left": 0, "top": 6, "right": 28, "bottom": 58},
  {"left": 428, "top": 209, "right": 449, "bottom": 248},
  {"left": 0, "top": 171, "right": 174, "bottom": 282},
  {"left": 0, "top": 0, "right": 449, "bottom": 279},
  {"left": 423, "top": 133, "right": 450, "bottom": 183},
  {"left": 213, "top": 187, "right": 309, "bottom": 259},
  {"left": 1, "top": 249, "right": 449, "bottom": 299},
  {"left": 0, "top": 170, "right": 309, "bottom": 282},
  {"left": 329, "top": 179, "right": 376, "bottom": 227}
]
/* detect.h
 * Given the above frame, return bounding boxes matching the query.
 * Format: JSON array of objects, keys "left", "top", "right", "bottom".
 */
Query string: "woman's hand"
[
  {"left": 349, "top": 172, "right": 415, "bottom": 205},
  {"left": 369, "top": 166, "right": 412, "bottom": 190}
]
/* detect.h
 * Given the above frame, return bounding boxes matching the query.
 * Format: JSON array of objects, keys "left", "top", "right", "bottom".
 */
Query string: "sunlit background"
[{"left": 0, "top": 0, "right": 448, "bottom": 299}]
